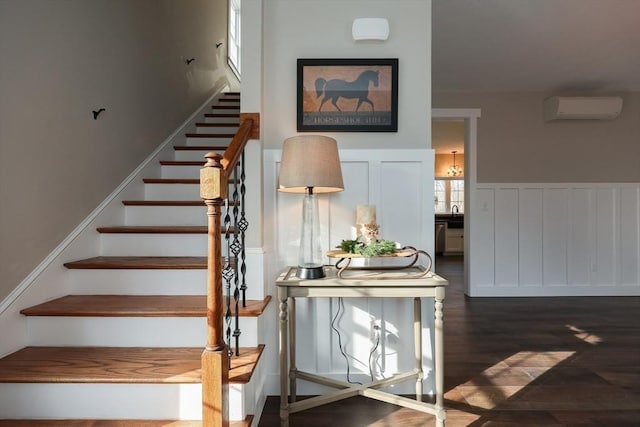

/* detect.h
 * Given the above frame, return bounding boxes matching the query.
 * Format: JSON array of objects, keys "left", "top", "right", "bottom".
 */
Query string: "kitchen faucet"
[{"left": 451, "top": 205, "right": 459, "bottom": 216}]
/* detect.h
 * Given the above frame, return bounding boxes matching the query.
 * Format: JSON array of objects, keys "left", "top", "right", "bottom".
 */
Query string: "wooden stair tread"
[
  {"left": 121, "top": 200, "right": 238, "bottom": 207},
  {"left": 159, "top": 160, "right": 206, "bottom": 166},
  {"left": 195, "top": 122, "right": 239, "bottom": 127},
  {"left": 143, "top": 178, "right": 199, "bottom": 184},
  {"left": 173, "top": 145, "right": 228, "bottom": 151},
  {"left": 203, "top": 113, "right": 239, "bottom": 118},
  {"left": 210, "top": 105, "right": 239, "bottom": 110},
  {"left": 21, "top": 295, "right": 272, "bottom": 318},
  {"left": 64, "top": 256, "right": 207, "bottom": 269},
  {"left": 97, "top": 226, "right": 208, "bottom": 234},
  {"left": 142, "top": 178, "right": 238, "bottom": 184},
  {"left": 0, "top": 417, "right": 253, "bottom": 427},
  {"left": 0, "top": 345, "right": 264, "bottom": 384},
  {"left": 185, "top": 133, "right": 235, "bottom": 138},
  {"left": 122, "top": 200, "right": 205, "bottom": 206}
]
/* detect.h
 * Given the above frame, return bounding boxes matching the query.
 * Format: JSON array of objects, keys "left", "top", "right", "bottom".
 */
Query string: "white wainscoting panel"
[
  {"left": 518, "top": 188, "right": 543, "bottom": 287},
  {"left": 595, "top": 189, "right": 616, "bottom": 286},
  {"left": 469, "top": 184, "right": 640, "bottom": 296},
  {"left": 543, "top": 188, "right": 569, "bottom": 287},
  {"left": 474, "top": 189, "right": 495, "bottom": 287},
  {"left": 619, "top": 188, "right": 640, "bottom": 285},
  {"left": 567, "top": 188, "right": 591, "bottom": 286},
  {"left": 494, "top": 189, "right": 518, "bottom": 287}
]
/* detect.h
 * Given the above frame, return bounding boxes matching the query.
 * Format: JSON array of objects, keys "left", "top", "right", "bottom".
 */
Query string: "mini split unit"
[{"left": 543, "top": 96, "right": 623, "bottom": 121}]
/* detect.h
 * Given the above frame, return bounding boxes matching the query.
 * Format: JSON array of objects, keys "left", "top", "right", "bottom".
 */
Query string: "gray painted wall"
[
  {"left": 433, "top": 92, "right": 640, "bottom": 183},
  {"left": 0, "top": 0, "right": 234, "bottom": 301},
  {"left": 262, "top": 0, "right": 431, "bottom": 150}
]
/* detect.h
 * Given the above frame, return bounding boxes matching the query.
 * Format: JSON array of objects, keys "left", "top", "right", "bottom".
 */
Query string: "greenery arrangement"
[{"left": 337, "top": 239, "right": 398, "bottom": 257}]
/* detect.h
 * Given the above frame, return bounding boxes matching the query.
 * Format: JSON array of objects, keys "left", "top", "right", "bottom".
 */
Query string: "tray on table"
[{"left": 326, "top": 246, "right": 432, "bottom": 279}]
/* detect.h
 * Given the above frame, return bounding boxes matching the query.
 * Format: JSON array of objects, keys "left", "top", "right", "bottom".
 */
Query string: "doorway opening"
[{"left": 432, "top": 108, "right": 480, "bottom": 296}]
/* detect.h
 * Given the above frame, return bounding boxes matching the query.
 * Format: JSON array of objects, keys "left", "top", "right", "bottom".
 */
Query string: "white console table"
[{"left": 276, "top": 266, "right": 447, "bottom": 426}]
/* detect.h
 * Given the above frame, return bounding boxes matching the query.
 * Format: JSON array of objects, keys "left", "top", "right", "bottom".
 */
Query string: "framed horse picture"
[{"left": 297, "top": 58, "right": 398, "bottom": 132}]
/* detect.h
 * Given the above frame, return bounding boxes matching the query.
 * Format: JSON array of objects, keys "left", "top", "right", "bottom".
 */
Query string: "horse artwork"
[
  {"left": 315, "top": 70, "right": 379, "bottom": 113},
  {"left": 297, "top": 58, "right": 398, "bottom": 132}
]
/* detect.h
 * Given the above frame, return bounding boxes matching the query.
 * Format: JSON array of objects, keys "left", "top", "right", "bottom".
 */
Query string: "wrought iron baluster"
[
  {"left": 222, "top": 197, "right": 234, "bottom": 358},
  {"left": 239, "top": 150, "right": 249, "bottom": 307},
  {"left": 230, "top": 165, "right": 242, "bottom": 356}
]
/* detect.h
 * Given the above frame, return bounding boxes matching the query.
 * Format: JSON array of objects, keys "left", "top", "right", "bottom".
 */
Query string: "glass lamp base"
[{"left": 296, "top": 265, "right": 325, "bottom": 279}]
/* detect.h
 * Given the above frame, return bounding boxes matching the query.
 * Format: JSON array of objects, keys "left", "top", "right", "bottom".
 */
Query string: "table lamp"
[{"left": 278, "top": 135, "right": 344, "bottom": 279}]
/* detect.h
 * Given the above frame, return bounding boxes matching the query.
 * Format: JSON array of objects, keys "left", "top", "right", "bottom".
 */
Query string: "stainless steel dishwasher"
[{"left": 435, "top": 221, "right": 447, "bottom": 255}]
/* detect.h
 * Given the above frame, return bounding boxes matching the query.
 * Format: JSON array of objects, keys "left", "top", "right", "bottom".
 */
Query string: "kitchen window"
[{"left": 434, "top": 179, "right": 464, "bottom": 214}]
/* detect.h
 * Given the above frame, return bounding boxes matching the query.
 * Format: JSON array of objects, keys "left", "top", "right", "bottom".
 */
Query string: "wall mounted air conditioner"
[{"left": 543, "top": 96, "right": 623, "bottom": 121}]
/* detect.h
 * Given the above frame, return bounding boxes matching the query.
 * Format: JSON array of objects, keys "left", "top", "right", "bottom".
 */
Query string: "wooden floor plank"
[
  {"left": 21, "top": 295, "right": 272, "bottom": 318},
  {"left": 0, "top": 415, "right": 253, "bottom": 426},
  {"left": 258, "top": 256, "right": 640, "bottom": 426},
  {"left": 0, "top": 345, "right": 264, "bottom": 384}
]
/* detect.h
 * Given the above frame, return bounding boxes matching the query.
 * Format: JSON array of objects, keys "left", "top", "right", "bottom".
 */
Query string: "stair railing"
[
  {"left": 224, "top": 157, "right": 245, "bottom": 358},
  {"left": 200, "top": 112, "right": 258, "bottom": 427}
]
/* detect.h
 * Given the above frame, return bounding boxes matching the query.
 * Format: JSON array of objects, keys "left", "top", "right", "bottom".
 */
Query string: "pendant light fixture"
[{"left": 446, "top": 150, "right": 463, "bottom": 177}]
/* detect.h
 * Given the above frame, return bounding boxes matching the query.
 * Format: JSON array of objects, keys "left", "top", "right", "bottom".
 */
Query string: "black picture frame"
[{"left": 297, "top": 58, "right": 398, "bottom": 132}]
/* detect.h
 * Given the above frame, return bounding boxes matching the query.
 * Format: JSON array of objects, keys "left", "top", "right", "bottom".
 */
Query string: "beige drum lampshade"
[{"left": 278, "top": 135, "right": 344, "bottom": 194}]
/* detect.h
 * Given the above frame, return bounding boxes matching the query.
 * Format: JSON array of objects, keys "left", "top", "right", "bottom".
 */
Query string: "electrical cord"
[
  {"left": 331, "top": 298, "right": 386, "bottom": 384},
  {"left": 368, "top": 325, "right": 381, "bottom": 381},
  {"left": 330, "top": 297, "right": 362, "bottom": 385}
]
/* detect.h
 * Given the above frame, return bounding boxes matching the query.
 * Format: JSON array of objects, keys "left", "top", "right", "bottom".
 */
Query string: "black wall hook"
[
  {"left": 186, "top": 58, "right": 195, "bottom": 64},
  {"left": 216, "top": 41, "right": 223, "bottom": 48},
  {"left": 92, "top": 108, "right": 105, "bottom": 120}
]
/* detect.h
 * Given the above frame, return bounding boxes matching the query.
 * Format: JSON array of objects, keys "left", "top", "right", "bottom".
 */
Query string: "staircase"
[{"left": 0, "top": 93, "right": 268, "bottom": 426}]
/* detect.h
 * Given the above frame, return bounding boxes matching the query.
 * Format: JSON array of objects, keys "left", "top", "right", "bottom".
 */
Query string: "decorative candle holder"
[{"left": 356, "top": 204, "right": 380, "bottom": 243}]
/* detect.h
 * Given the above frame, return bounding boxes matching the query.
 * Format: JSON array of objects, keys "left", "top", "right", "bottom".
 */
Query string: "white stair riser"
[
  {"left": 26, "top": 317, "right": 259, "bottom": 347},
  {"left": 204, "top": 116, "right": 240, "bottom": 124},
  {"left": 0, "top": 382, "right": 251, "bottom": 421},
  {"left": 100, "top": 234, "right": 207, "bottom": 256},
  {"left": 125, "top": 205, "right": 206, "bottom": 226},
  {"left": 70, "top": 270, "right": 208, "bottom": 295},
  {"left": 145, "top": 183, "right": 200, "bottom": 200},
  {"left": 234, "top": 354, "right": 264, "bottom": 422},
  {"left": 100, "top": 234, "right": 240, "bottom": 257},
  {"left": 69, "top": 269, "right": 266, "bottom": 301},
  {"left": 195, "top": 126, "right": 238, "bottom": 134},
  {"left": 143, "top": 183, "right": 240, "bottom": 200},
  {"left": 161, "top": 165, "right": 203, "bottom": 179},
  {"left": 174, "top": 150, "right": 223, "bottom": 161},
  {"left": 185, "top": 136, "right": 233, "bottom": 146},
  {"left": 211, "top": 108, "right": 240, "bottom": 114}
]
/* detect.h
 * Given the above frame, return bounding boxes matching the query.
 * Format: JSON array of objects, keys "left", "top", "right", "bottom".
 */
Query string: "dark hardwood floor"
[{"left": 259, "top": 255, "right": 640, "bottom": 426}]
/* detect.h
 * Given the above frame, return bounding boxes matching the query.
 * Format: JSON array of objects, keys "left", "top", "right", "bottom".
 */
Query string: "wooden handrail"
[{"left": 221, "top": 119, "right": 252, "bottom": 175}]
